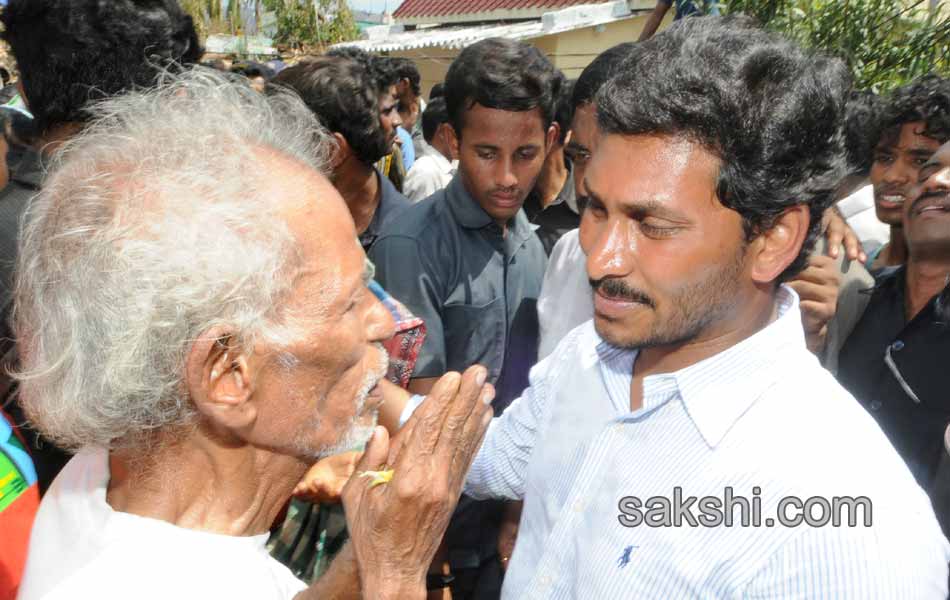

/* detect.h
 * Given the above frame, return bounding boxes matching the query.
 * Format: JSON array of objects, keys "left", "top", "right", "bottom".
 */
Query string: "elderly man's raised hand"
[{"left": 341, "top": 366, "right": 494, "bottom": 600}]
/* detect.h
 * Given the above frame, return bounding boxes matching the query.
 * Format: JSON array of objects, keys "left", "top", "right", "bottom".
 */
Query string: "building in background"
[{"left": 333, "top": 0, "right": 670, "bottom": 98}]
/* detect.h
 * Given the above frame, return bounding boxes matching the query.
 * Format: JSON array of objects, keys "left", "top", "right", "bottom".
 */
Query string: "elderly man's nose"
[{"left": 367, "top": 297, "right": 396, "bottom": 342}]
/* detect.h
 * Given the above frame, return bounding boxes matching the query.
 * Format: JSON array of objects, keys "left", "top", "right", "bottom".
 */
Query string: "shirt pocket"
[{"left": 442, "top": 297, "right": 506, "bottom": 383}]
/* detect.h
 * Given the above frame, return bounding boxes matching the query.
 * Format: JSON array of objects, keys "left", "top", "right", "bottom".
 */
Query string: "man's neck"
[
  {"left": 905, "top": 253, "right": 950, "bottom": 321},
  {"left": 107, "top": 435, "right": 308, "bottom": 537},
  {"left": 433, "top": 140, "right": 453, "bottom": 164},
  {"left": 335, "top": 159, "right": 381, "bottom": 235},
  {"left": 34, "top": 122, "right": 83, "bottom": 156},
  {"left": 881, "top": 226, "right": 909, "bottom": 267},
  {"left": 534, "top": 148, "right": 568, "bottom": 209},
  {"left": 630, "top": 291, "right": 777, "bottom": 411}
]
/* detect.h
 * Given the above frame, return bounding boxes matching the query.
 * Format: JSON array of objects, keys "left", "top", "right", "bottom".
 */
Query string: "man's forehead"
[
  {"left": 585, "top": 134, "right": 718, "bottom": 201},
  {"left": 462, "top": 102, "right": 547, "bottom": 137}
]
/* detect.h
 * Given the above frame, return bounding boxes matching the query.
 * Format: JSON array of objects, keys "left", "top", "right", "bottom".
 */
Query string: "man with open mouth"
[
  {"left": 838, "top": 137, "right": 950, "bottom": 537},
  {"left": 866, "top": 75, "right": 950, "bottom": 270}
]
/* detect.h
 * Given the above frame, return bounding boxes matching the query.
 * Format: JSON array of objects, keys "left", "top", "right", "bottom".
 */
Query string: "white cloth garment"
[
  {"left": 466, "top": 287, "right": 950, "bottom": 599},
  {"left": 18, "top": 447, "right": 306, "bottom": 600},
  {"left": 536, "top": 229, "right": 592, "bottom": 359},
  {"left": 403, "top": 150, "right": 457, "bottom": 203},
  {"left": 837, "top": 183, "right": 890, "bottom": 253}
]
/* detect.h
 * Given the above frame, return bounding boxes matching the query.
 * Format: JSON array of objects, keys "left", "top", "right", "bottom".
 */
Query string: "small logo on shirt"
[{"left": 617, "top": 545, "right": 638, "bottom": 569}]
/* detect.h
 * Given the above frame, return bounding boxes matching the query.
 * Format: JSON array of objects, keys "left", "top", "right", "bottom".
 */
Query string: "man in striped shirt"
[{"left": 394, "top": 15, "right": 950, "bottom": 598}]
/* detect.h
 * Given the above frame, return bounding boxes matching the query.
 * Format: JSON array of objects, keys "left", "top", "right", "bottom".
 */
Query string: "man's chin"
[{"left": 593, "top": 315, "right": 645, "bottom": 350}]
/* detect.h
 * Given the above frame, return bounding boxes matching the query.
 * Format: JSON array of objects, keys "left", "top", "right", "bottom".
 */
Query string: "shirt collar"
[
  {"left": 360, "top": 169, "right": 409, "bottom": 249},
  {"left": 596, "top": 285, "right": 806, "bottom": 448}
]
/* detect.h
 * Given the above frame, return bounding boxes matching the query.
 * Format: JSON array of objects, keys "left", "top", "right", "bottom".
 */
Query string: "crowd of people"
[{"left": 0, "top": 0, "right": 949, "bottom": 599}]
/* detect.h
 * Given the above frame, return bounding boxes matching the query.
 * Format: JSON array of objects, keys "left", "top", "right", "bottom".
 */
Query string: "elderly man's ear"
[{"left": 185, "top": 326, "right": 257, "bottom": 431}]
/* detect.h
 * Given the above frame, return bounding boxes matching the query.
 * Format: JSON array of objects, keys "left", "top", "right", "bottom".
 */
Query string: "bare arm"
[{"left": 637, "top": 2, "right": 671, "bottom": 42}]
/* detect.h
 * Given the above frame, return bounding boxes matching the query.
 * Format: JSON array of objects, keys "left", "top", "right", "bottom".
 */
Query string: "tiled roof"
[
  {"left": 393, "top": 0, "right": 613, "bottom": 22},
  {"left": 336, "top": 0, "right": 635, "bottom": 52}
]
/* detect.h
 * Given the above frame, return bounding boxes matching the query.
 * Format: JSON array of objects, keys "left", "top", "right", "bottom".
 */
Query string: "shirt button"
[
  {"left": 891, "top": 340, "right": 905, "bottom": 351},
  {"left": 869, "top": 400, "right": 882, "bottom": 411},
  {"left": 573, "top": 500, "right": 585, "bottom": 513}
]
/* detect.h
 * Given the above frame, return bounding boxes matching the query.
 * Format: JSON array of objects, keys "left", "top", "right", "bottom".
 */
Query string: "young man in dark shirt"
[
  {"left": 522, "top": 76, "right": 580, "bottom": 254},
  {"left": 273, "top": 57, "right": 410, "bottom": 252},
  {"left": 838, "top": 137, "right": 950, "bottom": 535},
  {"left": 370, "top": 37, "right": 558, "bottom": 598}
]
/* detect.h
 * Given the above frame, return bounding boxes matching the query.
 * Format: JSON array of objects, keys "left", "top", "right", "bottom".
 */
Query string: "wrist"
[{"left": 363, "top": 577, "right": 426, "bottom": 600}]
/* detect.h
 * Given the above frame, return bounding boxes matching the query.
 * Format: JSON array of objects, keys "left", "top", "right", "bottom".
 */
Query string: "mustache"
[
  {"left": 490, "top": 186, "right": 519, "bottom": 196},
  {"left": 589, "top": 277, "right": 656, "bottom": 308},
  {"left": 910, "top": 190, "right": 950, "bottom": 212}
]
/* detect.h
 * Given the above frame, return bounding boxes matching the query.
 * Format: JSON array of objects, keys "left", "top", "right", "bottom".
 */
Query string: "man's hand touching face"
[{"left": 341, "top": 366, "right": 494, "bottom": 600}]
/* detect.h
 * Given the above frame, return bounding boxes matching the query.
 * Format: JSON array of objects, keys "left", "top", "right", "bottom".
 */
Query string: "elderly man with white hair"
[{"left": 14, "top": 68, "right": 494, "bottom": 600}]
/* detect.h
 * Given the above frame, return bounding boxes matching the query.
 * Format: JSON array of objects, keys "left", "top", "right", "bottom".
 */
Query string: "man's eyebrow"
[
  {"left": 910, "top": 148, "right": 937, "bottom": 158},
  {"left": 583, "top": 181, "right": 690, "bottom": 222},
  {"left": 566, "top": 141, "right": 590, "bottom": 153}
]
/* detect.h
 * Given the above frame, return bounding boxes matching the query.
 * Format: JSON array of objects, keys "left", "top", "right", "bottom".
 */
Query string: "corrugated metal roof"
[
  {"left": 335, "top": 1, "right": 635, "bottom": 53},
  {"left": 393, "top": 0, "right": 612, "bottom": 22}
]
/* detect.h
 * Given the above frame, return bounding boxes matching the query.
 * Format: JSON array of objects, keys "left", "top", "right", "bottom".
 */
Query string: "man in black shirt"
[
  {"left": 522, "top": 77, "right": 580, "bottom": 254},
  {"left": 838, "top": 138, "right": 950, "bottom": 534},
  {"left": 272, "top": 57, "right": 410, "bottom": 252}
]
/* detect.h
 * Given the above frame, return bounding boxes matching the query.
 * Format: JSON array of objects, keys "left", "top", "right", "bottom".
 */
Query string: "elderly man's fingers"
[
  {"left": 445, "top": 384, "right": 494, "bottom": 490},
  {"left": 429, "top": 366, "right": 489, "bottom": 461},
  {"left": 401, "top": 371, "right": 462, "bottom": 458},
  {"left": 342, "top": 426, "right": 391, "bottom": 509}
]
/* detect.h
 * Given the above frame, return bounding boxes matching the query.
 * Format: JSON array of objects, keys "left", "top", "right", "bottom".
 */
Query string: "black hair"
[
  {"left": 273, "top": 56, "right": 388, "bottom": 166},
  {"left": 554, "top": 77, "right": 575, "bottom": 145},
  {"left": 876, "top": 74, "right": 950, "bottom": 149},
  {"left": 444, "top": 37, "right": 560, "bottom": 137},
  {"left": 326, "top": 48, "right": 400, "bottom": 95},
  {"left": 597, "top": 16, "right": 851, "bottom": 282},
  {"left": 230, "top": 60, "right": 276, "bottom": 81},
  {"left": 422, "top": 97, "right": 449, "bottom": 144},
  {"left": 0, "top": 0, "right": 201, "bottom": 133},
  {"left": 369, "top": 55, "right": 402, "bottom": 94},
  {"left": 389, "top": 57, "right": 421, "bottom": 97},
  {"left": 572, "top": 42, "right": 637, "bottom": 109},
  {"left": 842, "top": 90, "right": 882, "bottom": 176},
  {"left": 429, "top": 82, "right": 445, "bottom": 101}
]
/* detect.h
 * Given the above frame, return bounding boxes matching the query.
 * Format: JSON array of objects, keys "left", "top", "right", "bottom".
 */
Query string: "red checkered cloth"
[{"left": 369, "top": 280, "right": 425, "bottom": 389}]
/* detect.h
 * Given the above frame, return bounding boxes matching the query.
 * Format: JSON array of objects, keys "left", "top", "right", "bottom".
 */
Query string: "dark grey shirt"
[
  {"left": 370, "top": 173, "right": 547, "bottom": 410},
  {"left": 358, "top": 169, "right": 412, "bottom": 253}
]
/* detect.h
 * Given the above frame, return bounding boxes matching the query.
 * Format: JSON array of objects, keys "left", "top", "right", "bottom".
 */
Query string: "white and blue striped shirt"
[{"left": 464, "top": 287, "right": 950, "bottom": 598}]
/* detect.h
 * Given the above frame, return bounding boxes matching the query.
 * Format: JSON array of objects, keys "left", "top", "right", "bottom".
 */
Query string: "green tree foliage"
[
  {"left": 262, "top": 0, "right": 360, "bottom": 49},
  {"left": 181, "top": 0, "right": 245, "bottom": 36},
  {"left": 719, "top": 0, "right": 950, "bottom": 91}
]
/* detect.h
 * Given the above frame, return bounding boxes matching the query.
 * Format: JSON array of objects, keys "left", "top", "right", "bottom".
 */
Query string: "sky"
[{"left": 348, "top": 0, "right": 405, "bottom": 14}]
